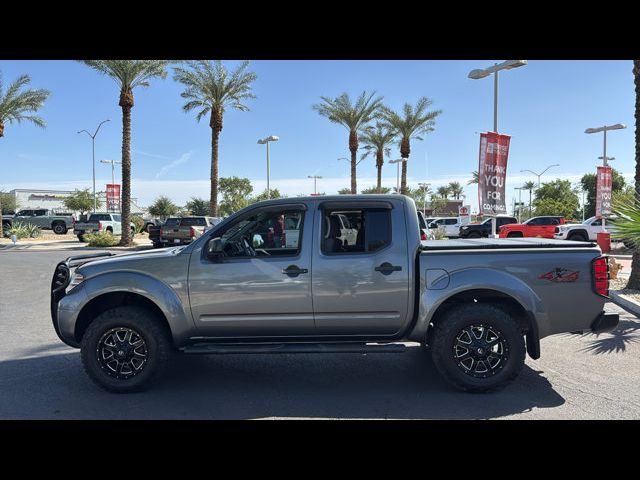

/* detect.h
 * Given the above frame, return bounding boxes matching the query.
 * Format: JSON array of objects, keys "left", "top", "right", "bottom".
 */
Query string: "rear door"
[{"left": 311, "top": 199, "right": 410, "bottom": 336}]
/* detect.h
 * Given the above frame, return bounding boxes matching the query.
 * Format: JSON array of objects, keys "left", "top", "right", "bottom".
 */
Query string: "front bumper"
[{"left": 591, "top": 311, "right": 619, "bottom": 334}]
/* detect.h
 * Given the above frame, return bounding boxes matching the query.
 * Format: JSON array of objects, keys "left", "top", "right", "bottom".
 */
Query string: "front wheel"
[
  {"left": 430, "top": 304, "right": 525, "bottom": 393},
  {"left": 569, "top": 233, "right": 587, "bottom": 242},
  {"left": 466, "top": 231, "right": 482, "bottom": 239},
  {"left": 80, "top": 306, "right": 172, "bottom": 393}
]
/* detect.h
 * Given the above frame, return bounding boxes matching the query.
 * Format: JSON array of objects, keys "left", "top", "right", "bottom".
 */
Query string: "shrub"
[
  {"left": 131, "top": 215, "right": 145, "bottom": 234},
  {"left": 7, "top": 222, "right": 41, "bottom": 239},
  {"left": 85, "top": 231, "right": 119, "bottom": 247}
]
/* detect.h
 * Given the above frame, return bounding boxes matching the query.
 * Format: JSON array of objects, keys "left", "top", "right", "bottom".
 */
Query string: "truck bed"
[{"left": 421, "top": 237, "right": 596, "bottom": 251}]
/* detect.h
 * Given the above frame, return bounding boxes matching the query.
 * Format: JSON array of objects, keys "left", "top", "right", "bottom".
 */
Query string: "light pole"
[
  {"left": 418, "top": 182, "right": 430, "bottom": 215},
  {"left": 586, "top": 124, "right": 626, "bottom": 167},
  {"left": 585, "top": 123, "right": 626, "bottom": 231},
  {"left": 468, "top": 60, "right": 527, "bottom": 237},
  {"left": 598, "top": 155, "right": 615, "bottom": 164},
  {"left": 389, "top": 158, "right": 408, "bottom": 193},
  {"left": 100, "top": 159, "right": 122, "bottom": 212},
  {"left": 307, "top": 175, "right": 322, "bottom": 195},
  {"left": 514, "top": 186, "right": 526, "bottom": 222},
  {"left": 100, "top": 159, "right": 122, "bottom": 187},
  {"left": 78, "top": 119, "right": 110, "bottom": 213},
  {"left": 257, "top": 135, "right": 279, "bottom": 199},
  {"left": 520, "top": 164, "right": 560, "bottom": 188}
]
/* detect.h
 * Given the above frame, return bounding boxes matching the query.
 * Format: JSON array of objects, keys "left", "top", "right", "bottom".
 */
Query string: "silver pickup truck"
[{"left": 50, "top": 195, "right": 618, "bottom": 393}]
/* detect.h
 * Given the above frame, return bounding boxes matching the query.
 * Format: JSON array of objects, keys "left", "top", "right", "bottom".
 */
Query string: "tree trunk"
[
  {"left": 627, "top": 60, "right": 640, "bottom": 289},
  {"left": 400, "top": 137, "right": 410, "bottom": 195},
  {"left": 119, "top": 89, "right": 134, "bottom": 246},
  {"left": 529, "top": 189, "right": 532, "bottom": 216},
  {"left": 210, "top": 108, "right": 223, "bottom": 216},
  {"left": 349, "top": 130, "right": 358, "bottom": 194},
  {"left": 376, "top": 150, "right": 383, "bottom": 193}
]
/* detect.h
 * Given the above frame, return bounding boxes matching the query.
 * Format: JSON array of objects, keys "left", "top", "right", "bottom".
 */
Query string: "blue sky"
[{"left": 0, "top": 60, "right": 635, "bottom": 212}]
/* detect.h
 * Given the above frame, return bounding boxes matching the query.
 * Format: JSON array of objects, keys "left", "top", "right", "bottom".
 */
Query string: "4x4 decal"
[{"left": 539, "top": 268, "right": 579, "bottom": 282}]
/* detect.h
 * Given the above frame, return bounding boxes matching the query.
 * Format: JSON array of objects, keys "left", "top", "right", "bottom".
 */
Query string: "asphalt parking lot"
[{"left": 1, "top": 249, "right": 639, "bottom": 419}]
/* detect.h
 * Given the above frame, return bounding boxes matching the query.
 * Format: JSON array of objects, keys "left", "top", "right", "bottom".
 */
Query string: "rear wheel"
[
  {"left": 80, "top": 306, "right": 172, "bottom": 393},
  {"left": 430, "top": 304, "right": 525, "bottom": 393},
  {"left": 507, "top": 232, "right": 523, "bottom": 238},
  {"left": 52, "top": 222, "right": 67, "bottom": 235}
]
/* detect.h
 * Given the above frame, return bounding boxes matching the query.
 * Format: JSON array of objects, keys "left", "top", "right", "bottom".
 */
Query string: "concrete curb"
[{"left": 610, "top": 291, "right": 640, "bottom": 317}]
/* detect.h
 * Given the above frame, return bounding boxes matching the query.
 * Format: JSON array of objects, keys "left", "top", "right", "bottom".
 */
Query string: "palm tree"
[
  {"left": 173, "top": 60, "right": 257, "bottom": 216},
  {"left": 468, "top": 170, "right": 479, "bottom": 185},
  {"left": 627, "top": 60, "right": 640, "bottom": 290},
  {"left": 313, "top": 91, "right": 383, "bottom": 194},
  {"left": 381, "top": 97, "right": 442, "bottom": 194},
  {"left": 448, "top": 181, "right": 464, "bottom": 200},
  {"left": 360, "top": 123, "right": 395, "bottom": 193},
  {"left": 436, "top": 186, "right": 450, "bottom": 199},
  {"left": 81, "top": 60, "right": 169, "bottom": 246},
  {"left": 0, "top": 71, "right": 50, "bottom": 238},
  {"left": 522, "top": 180, "right": 536, "bottom": 217}
]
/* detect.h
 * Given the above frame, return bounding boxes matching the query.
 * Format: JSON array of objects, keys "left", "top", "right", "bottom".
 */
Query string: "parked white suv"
[{"left": 428, "top": 217, "right": 462, "bottom": 238}]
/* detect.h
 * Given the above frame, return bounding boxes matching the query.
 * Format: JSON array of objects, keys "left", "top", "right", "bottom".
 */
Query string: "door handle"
[
  {"left": 283, "top": 265, "right": 309, "bottom": 277},
  {"left": 375, "top": 262, "right": 402, "bottom": 275}
]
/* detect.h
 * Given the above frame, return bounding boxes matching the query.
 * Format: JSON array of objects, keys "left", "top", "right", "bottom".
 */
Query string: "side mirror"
[
  {"left": 206, "top": 237, "right": 224, "bottom": 259},
  {"left": 428, "top": 222, "right": 438, "bottom": 229}
]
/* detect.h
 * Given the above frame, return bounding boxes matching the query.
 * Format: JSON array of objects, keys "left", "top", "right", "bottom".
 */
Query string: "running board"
[{"left": 182, "top": 342, "right": 407, "bottom": 355}]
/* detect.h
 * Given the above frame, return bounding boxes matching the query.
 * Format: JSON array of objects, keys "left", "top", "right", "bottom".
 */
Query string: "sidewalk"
[{"left": 0, "top": 237, "right": 153, "bottom": 252}]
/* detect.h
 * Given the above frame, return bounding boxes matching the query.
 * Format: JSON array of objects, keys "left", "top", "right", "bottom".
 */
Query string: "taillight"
[
  {"left": 592, "top": 256, "right": 609, "bottom": 297},
  {"left": 160, "top": 228, "right": 164, "bottom": 236},
  {"left": 190, "top": 227, "right": 196, "bottom": 237},
  {"left": 98, "top": 222, "right": 102, "bottom": 231},
  {"left": 421, "top": 230, "right": 427, "bottom": 240}
]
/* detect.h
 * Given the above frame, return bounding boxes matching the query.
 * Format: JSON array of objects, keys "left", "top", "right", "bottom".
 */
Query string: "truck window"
[
  {"left": 164, "top": 218, "right": 180, "bottom": 227},
  {"left": 112, "top": 214, "right": 122, "bottom": 222},
  {"left": 217, "top": 208, "right": 304, "bottom": 257},
  {"left": 321, "top": 208, "right": 390, "bottom": 254},
  {"left": 180, "top": 217, "right": 207, "bottom": 227},
  {"left": 34, "top": 209, "right": 47, "bottom": 216}
]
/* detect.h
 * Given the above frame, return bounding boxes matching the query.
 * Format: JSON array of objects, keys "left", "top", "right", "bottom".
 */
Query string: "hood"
[{"left": 77, "top": 246, "right": 186, "bottom": 275}]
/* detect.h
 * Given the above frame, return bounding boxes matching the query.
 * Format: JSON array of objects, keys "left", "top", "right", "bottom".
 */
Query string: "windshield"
[{"left": 583, "top": 217, "right": 596, "bottom": 224}]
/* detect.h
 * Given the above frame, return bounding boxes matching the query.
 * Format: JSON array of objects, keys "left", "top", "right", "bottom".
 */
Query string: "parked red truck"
[{"left": 499, "top": 216, "right": 566, "bottom": 239}]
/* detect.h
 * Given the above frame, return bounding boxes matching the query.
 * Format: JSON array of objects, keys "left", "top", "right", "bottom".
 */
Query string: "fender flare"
[
  {"left": 80, "top": 271, "right": 195, "bottom": 346},
  {"left": 412, "top": 267, "right": 547, "bottom": 358}
]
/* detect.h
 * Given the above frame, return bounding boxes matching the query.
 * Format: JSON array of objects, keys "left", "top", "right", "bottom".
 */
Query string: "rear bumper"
[{"left": 591, "top": 311, "right": 619, "bottom": 334}]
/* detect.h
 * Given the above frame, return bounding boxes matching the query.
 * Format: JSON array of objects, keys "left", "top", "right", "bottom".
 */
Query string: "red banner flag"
[
  {"left": 596, "top": 166, "right": 612, "bottom": 218},
  {"left": 478, "top": 132, "right": 511, "bottom": 215},
  {"left": 106, "top": 183, "right": 121, "bottom": 212}
]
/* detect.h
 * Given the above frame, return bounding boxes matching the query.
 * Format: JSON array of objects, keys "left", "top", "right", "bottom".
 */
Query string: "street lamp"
[
  {"left": 100, "top": 159, "right": 122, "bottom": 186},
  {"left": 514, "top": 186, "right": 527, "bottom": 223},
  {"left": 78, "top": 119, "right": 110, "bottom": 213},
  {"left": 418, "top": 182, "right": 430, "bottom": 216},
  {"left": 307, "top": 175, "right": 323, "bottom": 195},
  {"left": 257, "top": 135, "right": 279, "bottom": 199},
  {"left": 389, "top": 158, "right": 408, "bottom": 194},
  {"left": 100, "top": 159, "right": 122, "bottom": 212},
  {"left": 468, "top": 60, "right": 526, "bottom": 238},
  {"left": 520, "top": 164, "right": 560, "bottom": 188},
  {"left": 585, "top": 123, "right": 626, "bottom": 167},
  {"left": 468, "top": 60, "right": 527, "bottom": 133}
]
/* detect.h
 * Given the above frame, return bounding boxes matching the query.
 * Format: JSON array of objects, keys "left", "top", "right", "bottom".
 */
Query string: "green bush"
[
  {"left": 85, "top": 231, "right": 119, "bottom": 247},
  {"left": 7, "top": 222, "right": 41, "bottom": 239},
  {"left": 131, "top": 215, "right": 145, "bottom": 234}
]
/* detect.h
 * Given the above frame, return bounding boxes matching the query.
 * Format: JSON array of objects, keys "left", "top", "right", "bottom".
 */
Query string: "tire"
[
  {"left": 106, "top": 227, "right": 113, "bottom": 234},
  {"left": 77, "top": 234, "right": 87, "bottom": 242},
  {"left": 152, "top": 242, "right": 162, "bottom": 249},
  {"left": 568, "top": 233, "right": 587, "bottom": 242},
  {"left": 430, "top": 303, "right": 526, "bottom": 393},
  {"left": 52, "top": 222, "right": 67, "bottom": 235},
  {"left": 507, "top": 232, "right": 523, "bottom": 238},
  {"left": 80, "top": 306, "right": 172, "bottom": 393},
  {"left": 131, "top": 226, "right": 136, "bottom": 238},
  {"left": 467, "top": 231, "right": 482, "bottom": 238}
]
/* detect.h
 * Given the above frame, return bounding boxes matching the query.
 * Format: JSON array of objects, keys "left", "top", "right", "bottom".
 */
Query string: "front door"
[
  {"left": 311, "top": 200, "right": 410, "bottom": 336},
  {"left": 188, "top": 204, "right": 314, "bottom": 338}
]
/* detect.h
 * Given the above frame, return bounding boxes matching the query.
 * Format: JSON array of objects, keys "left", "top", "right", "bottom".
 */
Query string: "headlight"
[
  {"left": 461, "top": 226, "right": 469, "bottom": 230},
  {"left": 69, "top": 273, "right": 85, "bottom": 289}
]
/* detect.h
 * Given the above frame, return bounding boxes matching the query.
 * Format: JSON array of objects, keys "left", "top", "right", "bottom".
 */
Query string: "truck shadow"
[{"left": 0, "top": 346, "right": 564, "bottom": 419}]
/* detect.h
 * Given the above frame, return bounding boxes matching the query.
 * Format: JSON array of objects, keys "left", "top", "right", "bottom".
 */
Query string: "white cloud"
[{"left": 155, "top": 151, "right": 193, "bottom": 179}]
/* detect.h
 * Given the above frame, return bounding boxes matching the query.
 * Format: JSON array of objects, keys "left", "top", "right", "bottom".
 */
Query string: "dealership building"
[{"left": 5, "top": 189, "right": 146, "bottom": 215}]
